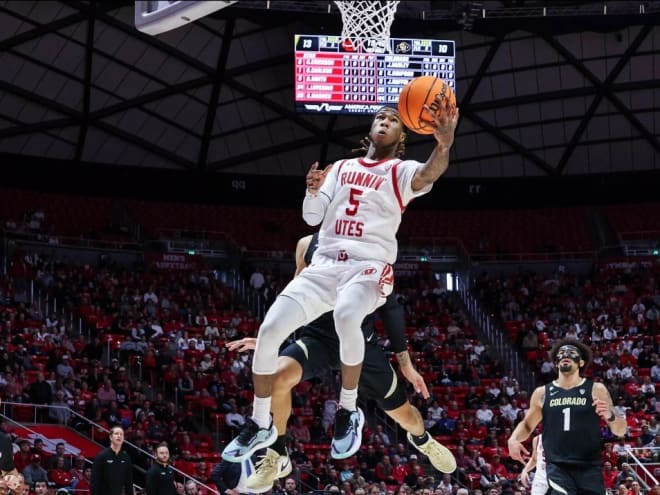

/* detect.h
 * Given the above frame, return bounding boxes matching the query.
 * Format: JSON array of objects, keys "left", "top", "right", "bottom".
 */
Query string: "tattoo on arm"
[{"left": 396, "top": 351, "right": 411, "bottom": 367}]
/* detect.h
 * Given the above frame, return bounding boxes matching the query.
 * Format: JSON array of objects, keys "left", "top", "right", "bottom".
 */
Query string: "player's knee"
[
  {"left": 274, "top": 359, "right": 302, "bottom": 391},
  {"left": 332, "top": 305, "right": 362, "bottom": 339},
  {"left": 256, "top": 317, "right": 284, "bottom": 348}
]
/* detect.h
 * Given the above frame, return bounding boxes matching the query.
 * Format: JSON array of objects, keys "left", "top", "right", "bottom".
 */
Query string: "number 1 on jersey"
[
  {"left": 562, "top": 407, "right": 571, "bottom": 431},
  {"left": 346, "top": 188, "right": 363, "bottom": 216}
]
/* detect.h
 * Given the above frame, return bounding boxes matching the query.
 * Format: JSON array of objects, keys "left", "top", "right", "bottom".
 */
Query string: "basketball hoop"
[{"left": 334, "top": 1, "right": 400, "bottom": 53}]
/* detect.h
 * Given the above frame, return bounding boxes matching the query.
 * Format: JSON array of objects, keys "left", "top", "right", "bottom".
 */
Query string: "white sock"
[
  {"left": 251, "top": 396, "right": 272, "bottom": 429},
  {"left": 338, "top": 387, "right": 358, "bottom": 411}
]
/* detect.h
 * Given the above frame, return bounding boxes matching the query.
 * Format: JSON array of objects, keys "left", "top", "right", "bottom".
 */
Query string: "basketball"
[{"left": 397, "top": 76, "right": 456, "bottom": 135}]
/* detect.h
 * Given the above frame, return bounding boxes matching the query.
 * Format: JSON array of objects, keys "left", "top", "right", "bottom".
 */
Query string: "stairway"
[
  {"left": 454, "top": 290, "right": 538, "bottom": 394},
  {"left": 586, "top": 207, "right": 623, "bottom": 257}
]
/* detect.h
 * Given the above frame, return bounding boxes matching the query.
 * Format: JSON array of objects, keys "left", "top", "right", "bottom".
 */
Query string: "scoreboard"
[{"left": 294, "top": 34, "right": 456, "bottom": 115}]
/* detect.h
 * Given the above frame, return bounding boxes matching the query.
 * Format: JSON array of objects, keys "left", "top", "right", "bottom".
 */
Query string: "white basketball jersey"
[
  {"left": 531, "top": 434, "right": 548, "bottom": 495},
  {"left": 314, "top": 157, "right": 431, "bottom": 264}
]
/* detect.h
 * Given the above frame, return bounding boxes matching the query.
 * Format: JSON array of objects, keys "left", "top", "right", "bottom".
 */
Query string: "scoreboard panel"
[{"left": 294, "top": 35, "right": 456, "bottom": 115}]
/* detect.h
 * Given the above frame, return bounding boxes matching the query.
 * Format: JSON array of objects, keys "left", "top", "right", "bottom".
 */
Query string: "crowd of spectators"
[
  {"left": 473, "top": 260, "right": 660, "bottom": 493},
  {"left": 1, "top": 245, "right": 660, "bottom": 495}
]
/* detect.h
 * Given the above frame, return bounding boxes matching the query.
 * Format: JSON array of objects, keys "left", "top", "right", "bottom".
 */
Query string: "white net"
[{"left": 334, "top": 1, "right": 400, "bottom": 53}]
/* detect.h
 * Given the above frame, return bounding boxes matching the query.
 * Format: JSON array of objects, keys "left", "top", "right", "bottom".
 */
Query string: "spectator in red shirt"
[
  {"left": 74, "top": 465, "right": 92, "bottom": 495},
  {"left": 390, "top": 456, "right": 407, "bottom": 485},
  {"left": 404, "top": 454, "right": 423, "bottom": 477},
  {"left": 48, "top": 456, "right": 73, "bottom": 488},
  {"left": 489, "top": 453, "right": 509, "bottom": 478},
  {"left": 602, "top": 441, "right": 620, "bottom": 467},
  {"left": 619, "top": 348, "right": 637, "bottom": 368},
  {"left": 374, "top": 456, "right": 395, "bottom": 485},
  {"left": 602, "top": 461, "right": 619, "bottom": 490},
  {"left": 624, "top": 376, "right": 642, "bottom": 399},
  {"left": 31, "top": 439, "right": 48, "bottom": 463},
  {"left": 13, "top": 439, "right": 32, "bottom": 473},
  {"left": 69, "top": 455, "right": 86, "bottom": 484},
  {"left": 467, "top": 417, "right": 488, "bottom": 444}
]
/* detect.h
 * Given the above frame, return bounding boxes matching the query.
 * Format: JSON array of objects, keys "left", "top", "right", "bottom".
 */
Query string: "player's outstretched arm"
[
  {"left": 592, "top": 382, "right": 627, "bottom": 437},
  {"left": 507, "top": 385, "right": 544, "bottom": 463},
  {"left": 378, "top": 294, "right": 429, "bottom": 398},
  {"left": 411, "top": 96, "right": 459, "bottom": 192},
  {"left": 302, "top": 162, "right": 334, "bottom": 225},
  {"left": 520, "top": 435, "right": 539, "bottom": 487}
]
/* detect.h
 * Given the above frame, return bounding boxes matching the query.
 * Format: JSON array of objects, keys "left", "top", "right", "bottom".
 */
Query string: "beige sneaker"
[
  {"left": 407, "top": 433, "right": 457, "bottom": 473},
  {"left": 246, "top": 448, "right": 293, "bottom": 490}
]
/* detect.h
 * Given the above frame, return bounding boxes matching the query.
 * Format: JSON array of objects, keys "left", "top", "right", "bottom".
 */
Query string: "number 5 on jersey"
[{"left": 346, "top": 188, "right": 363, "bottom": 216}]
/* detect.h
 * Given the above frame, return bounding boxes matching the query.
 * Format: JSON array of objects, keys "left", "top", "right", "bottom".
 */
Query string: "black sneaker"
[
  {"left": 222, "top": 418, "right": 277, "bottom": 462},
  {"left": 331, "top": 407, "right": 365, "bottom": 459}
]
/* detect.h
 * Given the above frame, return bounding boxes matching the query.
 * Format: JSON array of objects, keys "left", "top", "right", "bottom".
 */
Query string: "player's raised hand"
[
  {"left": 306, "top": 162, "right": 333, "bottom": 195},
  {"left": 507, "top": 438, "right": 530, "bottom": 463},
  {"left": 423, "top": 95, "right": 459, "bottom": 149},
  {"left": 225, "top": 337, "right": 256, "bottom": 352}
]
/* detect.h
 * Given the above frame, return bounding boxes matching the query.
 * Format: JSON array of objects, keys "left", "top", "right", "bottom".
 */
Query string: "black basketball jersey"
[{"left": 542, "top": 378, "right": 602, "bottom": 466}]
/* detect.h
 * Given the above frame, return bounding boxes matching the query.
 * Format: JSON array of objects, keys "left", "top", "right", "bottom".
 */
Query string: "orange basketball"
[{"left": 397, "top": 76, "right": 456, "bottom": 135}]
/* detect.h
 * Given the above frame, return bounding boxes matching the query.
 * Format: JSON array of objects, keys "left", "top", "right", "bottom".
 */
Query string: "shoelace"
[
  {"left": 238, "top": 419, "right": 259, "bottom": 444},
  {"left": 334, "top": 410, "right": 352, "bottom": 438},
  {"left": 255, "top": 452, "right": 278, "bottom": 470},
  {"left": 420, "top": 442, "right": 453, "bottom": 467}
]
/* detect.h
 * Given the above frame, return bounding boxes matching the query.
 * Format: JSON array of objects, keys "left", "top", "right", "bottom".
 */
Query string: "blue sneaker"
[
  {"left": 222, "top": 418, "right": 277, "bottom": 462},
  {"left": 331, "top": 407, "right": 365, "bottom": 459}
]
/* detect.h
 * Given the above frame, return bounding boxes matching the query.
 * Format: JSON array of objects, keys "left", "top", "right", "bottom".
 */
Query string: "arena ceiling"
[{"left": 0, "top": 0, "right": 659, "bottom": 179}]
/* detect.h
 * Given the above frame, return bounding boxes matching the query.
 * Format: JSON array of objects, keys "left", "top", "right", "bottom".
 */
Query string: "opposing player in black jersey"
[
  {"left": 507, "top": 339, "right": 626, "bottom": 495},
  {"left": 228, "top": 233, "right": 456, "bottom": 490}
]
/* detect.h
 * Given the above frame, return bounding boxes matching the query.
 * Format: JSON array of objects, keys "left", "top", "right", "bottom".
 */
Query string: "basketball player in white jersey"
[
  {"left": 520, "top": 434, "right": 547, "bottom": 495},
  {"left": 222, "top": 96, "right": 459, "bottom": 463}
]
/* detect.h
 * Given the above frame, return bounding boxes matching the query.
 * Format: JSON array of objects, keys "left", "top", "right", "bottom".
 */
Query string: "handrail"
[
  {"left": 471, "top": 250, "right": 596, "bottom": 262},
  {"left": 4, "top": 230, "right": 141, "bottom": 251},
  {"left": 1, "top": 402, "right": 219, "bottom": 495},
  {"left": 0, "top": 405, "right": 144, "bottom": 493},
  {"left": 296, "top": 466, "right": 321, "bottom": 492},
  {"left": 625, "top": 446, "right": 659, "bottom": 489},
  {"left": 0, "top": 409, "right": 88, "bottom": 461},
  {"left": 3, "top": 228, "right": 608, "bottom": 264},
  {"left": 618, "top": 230, "right": 660, "bottom": 241}
]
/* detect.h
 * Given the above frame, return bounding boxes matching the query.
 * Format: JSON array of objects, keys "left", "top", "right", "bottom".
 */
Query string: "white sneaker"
[
  {"left": 222, "top": 418, "right": 277, "bottom": 462},
  {"left": 407, "top": 432, "right": 457, "bottom": 473},
  {"left": 331, "top": 407, "right": 365, "bottom": 459},
  {"left": 246, "top": 448, "right": 293, "bottom": 490}
]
